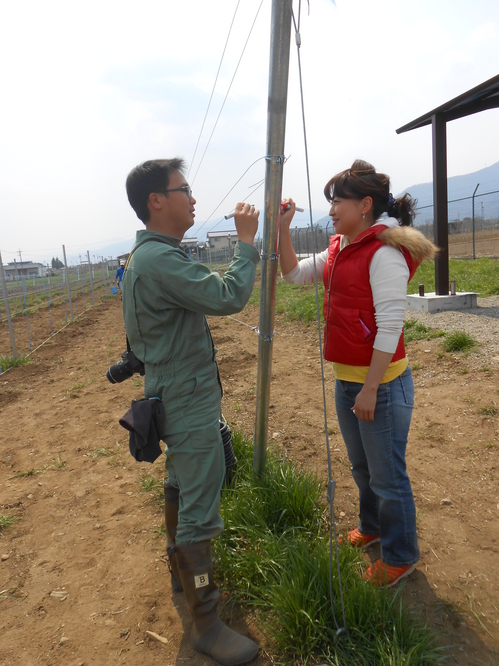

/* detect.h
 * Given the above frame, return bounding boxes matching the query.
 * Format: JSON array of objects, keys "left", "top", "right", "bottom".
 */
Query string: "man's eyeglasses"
[{"left": 164, "top": 185, "right": 193, "bottom": 199}]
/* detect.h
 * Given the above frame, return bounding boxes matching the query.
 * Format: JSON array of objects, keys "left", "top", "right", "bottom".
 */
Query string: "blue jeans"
[{"left": 335, "top": 367, "right": 420, "bottom": 567}]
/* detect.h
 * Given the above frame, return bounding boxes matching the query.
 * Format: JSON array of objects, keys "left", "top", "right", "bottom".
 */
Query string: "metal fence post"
[
  {"left": 472, "top": 183, "right": 479, "bottom": 260},
  {"left": 0, "top": 251, "right": 18, "bottom": 357},
  {"left": 87, "top": 251, "right": 95, "bottom": 305},
  {"left": 62, "top": 245, "right": 74, "bottom": 319}
]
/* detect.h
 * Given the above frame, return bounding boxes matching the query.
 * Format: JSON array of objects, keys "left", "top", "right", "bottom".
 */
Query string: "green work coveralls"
[{"left": 122, "top": 230, "right": 259, "bottom": 544}]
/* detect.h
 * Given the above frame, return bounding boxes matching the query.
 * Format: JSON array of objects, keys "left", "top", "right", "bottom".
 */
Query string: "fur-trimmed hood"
[{"left": 377, "top": 225, "right": 438, "bottom": 263}]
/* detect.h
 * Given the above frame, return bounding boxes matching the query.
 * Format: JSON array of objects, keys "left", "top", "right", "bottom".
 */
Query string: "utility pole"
[{"left": 253, "top": 0, "right": 293, "bottom": 475}]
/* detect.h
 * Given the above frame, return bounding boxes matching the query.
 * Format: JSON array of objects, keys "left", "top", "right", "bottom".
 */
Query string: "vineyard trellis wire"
[{"left": 0, "top": 249, "right": 116, "bottom": 369}]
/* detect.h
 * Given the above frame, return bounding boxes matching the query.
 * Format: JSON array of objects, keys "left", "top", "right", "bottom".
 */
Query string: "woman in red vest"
[{"left": 279, "top": 160, "right": 436, "bottom": 587}]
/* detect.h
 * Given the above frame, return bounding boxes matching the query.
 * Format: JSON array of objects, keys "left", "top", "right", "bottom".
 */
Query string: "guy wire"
[
  {"left": 291, "top": 2, "right": 348, "bottom": 636},
  {"left": 187, "top": 0, "right": 242, "bottom": 180},
  {"left": 190, "top": 0, "right": 265, "bottom": 187}
]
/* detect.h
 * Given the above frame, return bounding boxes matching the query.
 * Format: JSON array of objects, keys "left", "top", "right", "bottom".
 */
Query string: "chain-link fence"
[{"left": 414, "top": 188, "right": 499, "bottom": 259}]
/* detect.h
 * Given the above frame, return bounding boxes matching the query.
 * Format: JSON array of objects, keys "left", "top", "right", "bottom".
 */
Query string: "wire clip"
[
  {"left": 326, "top": 479, "right": 336, "bottom": 504},
  {"left": 265, "top": 154, "right": 285, "bottom": 164},
  {"left": 257, "top": 329, "right": 275, "bottom": 343},
  {"left": 260, "top": 251, "right": 279, "bottom": 262}
]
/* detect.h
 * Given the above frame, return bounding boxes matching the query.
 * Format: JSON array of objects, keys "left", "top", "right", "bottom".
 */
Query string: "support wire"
[{"left": 290, "top": 3, "right": 348, "bottom": 637}]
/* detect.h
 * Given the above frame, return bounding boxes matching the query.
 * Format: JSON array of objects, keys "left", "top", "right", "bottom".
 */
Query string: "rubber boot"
[
  {"left": 176, "top": 540, "right": 259, "bottom": 666},
  {"left": 164, "top": 482, "right": 183, "bottom": 593}
]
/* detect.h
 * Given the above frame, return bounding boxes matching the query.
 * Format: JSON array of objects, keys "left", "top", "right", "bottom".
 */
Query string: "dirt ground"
[{"left": 1, "top": 295, "right": 499, "bottom": 666}]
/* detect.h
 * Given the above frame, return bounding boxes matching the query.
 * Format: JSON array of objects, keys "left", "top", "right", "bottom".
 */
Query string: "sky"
[{"left": 0, "top": 0, "right": 498, "bottom": 265}]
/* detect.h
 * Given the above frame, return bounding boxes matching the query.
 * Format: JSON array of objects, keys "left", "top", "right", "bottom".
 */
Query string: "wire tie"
[
  {"left": 257, "top": 329, "right": 275, "bottom": 342},
  {"left": 295, "top": 32, "right": 301, "bottom": 46},
  {"left": 260, "top": 251, "right": 279, "bottom": 262},
  {"left": 326, "top": 479, "right": 336, "bottom": 504},
  {"left": 264, "top": 154, "right": 285, "bottom": 164}
]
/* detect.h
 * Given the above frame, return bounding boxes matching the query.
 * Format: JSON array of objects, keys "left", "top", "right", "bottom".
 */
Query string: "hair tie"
[{"left": 387, "top": 193, "right": 398, "bottom": 216}]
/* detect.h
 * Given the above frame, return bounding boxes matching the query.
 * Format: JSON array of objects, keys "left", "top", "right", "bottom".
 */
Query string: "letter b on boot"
[{"left": 195, "top": 573, "right": 210, "bottom": 589}]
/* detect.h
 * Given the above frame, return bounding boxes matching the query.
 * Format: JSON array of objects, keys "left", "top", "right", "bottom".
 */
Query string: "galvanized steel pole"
[
  {"left": 0, "top": 251, "right": 18, "bottom": 357},
  {"left": 253, "top": 0, "right": 292, "bottom": 475},
  {"left": 62, "top": 245, "right": 74, "bottom": 319}
]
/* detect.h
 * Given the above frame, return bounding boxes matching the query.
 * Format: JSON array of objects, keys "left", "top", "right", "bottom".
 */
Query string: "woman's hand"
[
  {"left": 352, "top": 386, "right": 377, "bottom": 421},
  {"left": 280, "top": 198, "right": 296, "bottom": 231}
]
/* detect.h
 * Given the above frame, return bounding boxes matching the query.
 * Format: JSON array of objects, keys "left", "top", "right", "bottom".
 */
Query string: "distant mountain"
[{"left": 397, "top": 161, "right": 499, "bottom": 225}]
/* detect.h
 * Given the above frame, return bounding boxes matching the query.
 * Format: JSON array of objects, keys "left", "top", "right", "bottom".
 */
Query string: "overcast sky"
[{"left": 1, "top": 0, "right": 498, "bottom": 264}]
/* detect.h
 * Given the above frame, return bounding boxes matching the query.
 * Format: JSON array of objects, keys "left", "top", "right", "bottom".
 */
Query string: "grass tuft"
[
  {"left": 442, "top": 331, "right": 477, "bottom": 353},
  {"left": 0, "top": 515, "right": 16, "bottom": 532},
  {"left": 0, "top": 355, "right": 30, "bottom": 372},
  {"left": 12, "top": 468, "right": 42, "bottom": 478},
  {"left": 213, "top": 432, "right": 441, "bottom": 664},
  {"left": 140, "top": 473, "right": 164, "bottom": 507},
  {"left": 404, "top": 320, "right": 445, "bottom": 343}
]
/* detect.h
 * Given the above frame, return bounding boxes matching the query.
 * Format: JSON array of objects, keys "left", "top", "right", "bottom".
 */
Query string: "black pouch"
[{"left": 119, "top": 397, "right": 165, "bottom": 463}]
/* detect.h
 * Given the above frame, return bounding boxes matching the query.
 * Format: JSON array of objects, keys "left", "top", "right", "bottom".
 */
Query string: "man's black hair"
[{"left": 126, "top": 158, "right": 186, "bottom": 224}]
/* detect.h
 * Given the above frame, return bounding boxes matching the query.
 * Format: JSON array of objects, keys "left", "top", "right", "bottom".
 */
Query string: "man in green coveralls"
[{"left": 122, "top": 159, "right": 260, "bottom": 666}]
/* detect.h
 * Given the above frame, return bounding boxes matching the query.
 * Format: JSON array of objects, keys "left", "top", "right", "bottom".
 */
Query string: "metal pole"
[
  {"left": 472, "top": 183, "right": 479, "bottom": 260},
  {"left": 62, "top": 245, "right": 74, "bottom": 319},
  {"left": 0, "top": 251, "right": 18, "bottom": 357},
  {"left": 431, "top": 113, "right": 449, "bottom": 295},
  {"left": 253, "top": 0, "right": 292, "bottom": 475},
  {"left": 87, "top": 251, "right": 95, "bottom": 304}
]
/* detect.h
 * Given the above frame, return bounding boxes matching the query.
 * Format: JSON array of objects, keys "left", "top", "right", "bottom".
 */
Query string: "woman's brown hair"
[{"left": 324, "top": 159, "right": 416, "bottom": 227}]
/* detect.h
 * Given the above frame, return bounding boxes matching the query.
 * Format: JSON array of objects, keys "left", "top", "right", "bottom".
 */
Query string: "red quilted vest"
[{"left": 322, "top": 225, "right": 418, "bottom": 366}]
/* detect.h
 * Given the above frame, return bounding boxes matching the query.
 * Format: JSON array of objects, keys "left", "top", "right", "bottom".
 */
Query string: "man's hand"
[{"left": 234, "top": 202, "right": 259, "bottom": 245}]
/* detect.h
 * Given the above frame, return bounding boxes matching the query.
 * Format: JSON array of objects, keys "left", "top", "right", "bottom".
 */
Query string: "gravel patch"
[{"left": 405, "top": 295, "right": 499, "bottom": 359}]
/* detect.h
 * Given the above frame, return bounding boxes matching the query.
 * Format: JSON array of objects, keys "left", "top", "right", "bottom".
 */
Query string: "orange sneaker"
[
  {"left": 340, "top": 528, "right": 380, "bottom": 549},
  {"left": 364, "top": 559, "right": 416, "bottom": 588}
]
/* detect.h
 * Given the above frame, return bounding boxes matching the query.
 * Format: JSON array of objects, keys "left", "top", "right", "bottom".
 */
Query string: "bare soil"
[{"left": 1, "top": 296, "right": 499, "bottom": 665}]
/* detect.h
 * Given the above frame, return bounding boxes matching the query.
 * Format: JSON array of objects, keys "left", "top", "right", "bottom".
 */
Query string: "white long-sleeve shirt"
[{"left": 282, "top": 218, "right": 409, "bottom": 354}]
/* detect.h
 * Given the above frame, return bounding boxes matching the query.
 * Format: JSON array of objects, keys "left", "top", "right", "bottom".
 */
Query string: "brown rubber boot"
[
  {"left": 164, "top": 482, "right": 183, "bottom": 593},
  {"left": 176, "top": 540, "right": 259, "bottom": 666}
]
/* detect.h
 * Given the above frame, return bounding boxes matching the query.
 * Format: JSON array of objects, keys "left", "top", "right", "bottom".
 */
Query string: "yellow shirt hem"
[{"left": 332, "top": 357, "right": 408, "bottom": 384}]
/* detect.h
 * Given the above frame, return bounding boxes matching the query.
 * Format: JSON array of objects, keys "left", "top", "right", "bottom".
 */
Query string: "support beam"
[{"left": 431, "top": 113, "right": 449, "bottom": 295}]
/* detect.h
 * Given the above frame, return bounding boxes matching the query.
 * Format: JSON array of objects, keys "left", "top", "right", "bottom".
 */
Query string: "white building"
[
  {"left": 207, "top": 231, "right": 239, "bottom": 249},
  {"left": 180, "top": 237, "right": 199, "bottom": 257},
  {"left": 3, "top": 261, "right": 47, "bottom": 281}
]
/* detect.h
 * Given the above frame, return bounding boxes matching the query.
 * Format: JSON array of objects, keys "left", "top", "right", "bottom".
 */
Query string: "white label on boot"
[{"left": 194, "top": 573, "right": 210, "bottom": 588}]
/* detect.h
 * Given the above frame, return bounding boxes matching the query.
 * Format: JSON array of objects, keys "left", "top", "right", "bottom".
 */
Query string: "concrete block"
[{"left": 406, "top": 292, "right": 478, "bottom": 313}]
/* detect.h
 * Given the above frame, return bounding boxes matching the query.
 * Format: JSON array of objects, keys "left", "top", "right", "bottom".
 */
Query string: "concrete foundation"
[{"left": 406, "top": 292, "right": 478, "bottom": 313}]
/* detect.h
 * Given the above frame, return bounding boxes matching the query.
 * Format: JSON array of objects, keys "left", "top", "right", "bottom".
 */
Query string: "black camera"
[{"left": 106, "top": 349, "right": 145, "bottom": 384}]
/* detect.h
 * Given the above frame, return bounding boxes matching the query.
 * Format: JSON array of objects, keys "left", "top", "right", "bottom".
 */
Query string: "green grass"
[
  {"left": 478, "top": 405, "right": 498, "bottom": 417},
  {"left": 408, "top": 257, "right": 499, "bottom": 297},
  {"left": 50, "top": 454, "right": 66, "bottom": 469},
  {"left": 0, "top": 515, "right": 16, "bottom": 532},
  {"left": 91, "top": 447, "right": 115, "bottom": 458},
  {"left": 212, "top": 432, "right": 441, "bottom": 665},
  {"left": 11, "top": 468, "right": 42, "bottom": 478},
  {"left": 404, "top": 320, "right": 445, "bottom": 343},
  {"left": 250, "top": 280, "right": 324, "bottom": 326},
  {"left": 140, "top": 473, "right": 164, "bottom": 506},
  {"left": 0, "top": 355, "right": 30, "bottom": 372},
  {"left": 441, "top": 331, "right": 477, "bottom": 353}
]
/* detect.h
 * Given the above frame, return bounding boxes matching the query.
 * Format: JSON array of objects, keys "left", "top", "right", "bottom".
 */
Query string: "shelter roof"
[{"left": 396, "top": 74, "right": 499, "bottom": 134}]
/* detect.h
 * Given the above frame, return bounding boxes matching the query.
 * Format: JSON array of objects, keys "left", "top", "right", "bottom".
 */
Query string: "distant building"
[
  {"left": 3, "top": 261, "right": 47, "bottom": 281},
  {"left": 207, "top": 231, "right": 239, "bottom": 248},
  {"left": 180, "top": 237, "right": 199, "bottom": 257}
]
